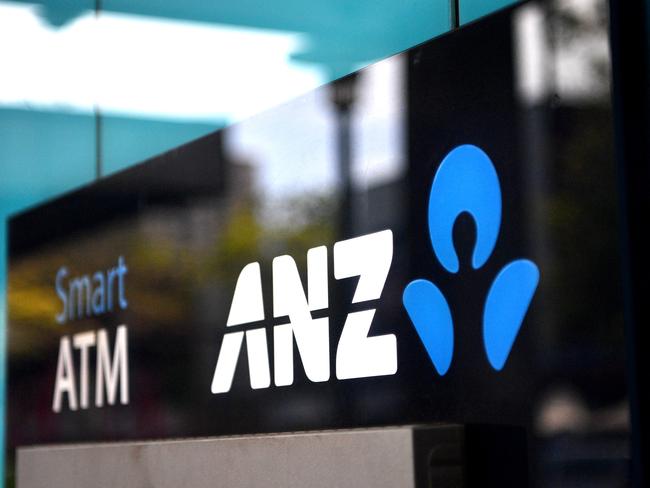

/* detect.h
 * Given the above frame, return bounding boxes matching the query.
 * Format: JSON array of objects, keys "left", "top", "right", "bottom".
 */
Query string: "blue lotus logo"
[{"left": 403, "top": 144, "right": 539, "bottom": 375}]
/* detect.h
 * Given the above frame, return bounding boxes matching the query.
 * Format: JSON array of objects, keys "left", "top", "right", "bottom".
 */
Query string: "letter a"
[
  {"left": 211, "top": 262, "right": 269, "bottom": 394},
  {"left": 52, "top": 336, "right": 78, "bottom": 412}
]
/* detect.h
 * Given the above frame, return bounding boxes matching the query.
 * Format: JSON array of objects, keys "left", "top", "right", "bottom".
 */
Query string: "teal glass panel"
[
  {"left": 0, "top": 0, "right": 99, "bottom": 211},
  {"left": 101, "top": 115, "right": 222, "bottom": 175},
  {"left": 460, "top": 0, "right": 520, "bottom": 24},
  {"left": 0, "top": 109, "right": 96, "bottom": 212},
  {"left": 97, "top": 0, "right": 451, "bottom": 174},
  {"left": 0, "top": 107, "right": 96, "bottom": 486},
  {"left": 1, "top": 4, "right": 98, "bottom": 484},
  {"left": 0, "top": 228, "right": 6, "bottom": 487}
]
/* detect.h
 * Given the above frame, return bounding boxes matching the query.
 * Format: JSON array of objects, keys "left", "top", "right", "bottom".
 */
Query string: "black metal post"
[
  {"left": 608, "top": 0, "right": 650, "bottom": 485},
  {"left": 329, "top": 73, "right": 359, "bottom": 240}
]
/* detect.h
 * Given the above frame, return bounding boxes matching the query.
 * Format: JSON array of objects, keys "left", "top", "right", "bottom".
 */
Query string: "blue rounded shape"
[
  {"left": 403, "top": 279, "right": 454, "bottom": 375},
  {"left": 483, "top": 259, "right": 539, "bottom": 370},
  {"left": 428, "top": 145, "right": 502, "bottom": 273}
]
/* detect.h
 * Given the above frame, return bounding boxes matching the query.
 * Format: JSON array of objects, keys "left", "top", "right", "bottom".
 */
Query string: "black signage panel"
[{"left": 7, "top": 5, "right": 626, "bottom": 480}]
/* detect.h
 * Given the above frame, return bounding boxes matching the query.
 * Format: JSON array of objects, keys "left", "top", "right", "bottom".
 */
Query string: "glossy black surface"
[{"left": 7, "top": 2, "right": 629, "bottom": 485}]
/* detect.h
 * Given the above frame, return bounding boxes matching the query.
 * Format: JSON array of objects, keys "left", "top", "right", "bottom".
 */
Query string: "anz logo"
[
  {"left": 403, "top": 144, "right": 539, "bottom": 375},
  {"left": 211, "top": 230, "right": 397, "bottom": 393},
  {"left": 211, "top": 144, "right": 539, "bottom": 394}
]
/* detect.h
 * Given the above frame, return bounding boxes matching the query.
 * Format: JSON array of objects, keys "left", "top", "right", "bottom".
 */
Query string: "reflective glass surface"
[
  {"left": 6, "top": 1, "right": 629, "bottom": 486},
  {"left": 461, "top": 0, "right": 518, "bottom": 24},
  {"left": 95, "top": 0, "right": 450, "bottom": 174},
  {"left": 1, "top": 1, "right": 452, "bottom": 483}
]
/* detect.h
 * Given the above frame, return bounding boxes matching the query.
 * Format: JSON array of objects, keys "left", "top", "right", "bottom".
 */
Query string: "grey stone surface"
[{"left": 17, "top": 427, "right": 428, "bottom": 488}]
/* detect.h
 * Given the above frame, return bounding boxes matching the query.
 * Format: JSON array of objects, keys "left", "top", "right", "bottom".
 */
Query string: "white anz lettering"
[
  {"left": 334, "top": 231, "right": 397, "bottom": 379},
  {"left": 210, "top": 230, "right": 397, "bottom": 394},
  {"left": 272, "top": 247, "right": 330, "bottom": 386}
]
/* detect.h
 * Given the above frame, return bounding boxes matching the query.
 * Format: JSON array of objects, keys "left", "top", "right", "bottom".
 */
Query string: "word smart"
[{"left": 56, "top": 256, "right": 128, "bottom": 324}]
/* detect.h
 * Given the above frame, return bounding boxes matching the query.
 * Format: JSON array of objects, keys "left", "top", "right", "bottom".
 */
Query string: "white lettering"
[
  {"left": 210, "top": 230, "right": 398, "bottom": 395},
  {"left": 52, "top": 336, "right": 78, "bottom": 412},
  {"left": 227, "top": 262, "right": 265, "bottom": 326},
  {"left": 95, "top": 326, "right": 129, "bottom": 407},
  {"left": 73, "top": 331, "right": 96, "bottom": 409},
  {"left": 273, "top": 251, "right": 329, "bottom": 386},
  {"left": 334, "top": 230, "right": 397, "bottom": 379},
  {"left": 211, "top": 332, "right": 244, "bottom": 394}
]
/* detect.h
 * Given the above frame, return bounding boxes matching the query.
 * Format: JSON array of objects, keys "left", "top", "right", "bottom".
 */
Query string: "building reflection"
[{"left": 5, "top": 0, "right": 631, "bottom": 486}]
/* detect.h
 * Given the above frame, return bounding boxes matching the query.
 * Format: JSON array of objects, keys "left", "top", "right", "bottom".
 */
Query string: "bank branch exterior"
[{"left": 2, "top": 0, "right": 649, "bottom": 486}]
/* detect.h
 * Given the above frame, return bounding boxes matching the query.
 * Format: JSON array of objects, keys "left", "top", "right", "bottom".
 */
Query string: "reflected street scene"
[{"left": 6, "top": 0, "right": 631, "bottom": 486}]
